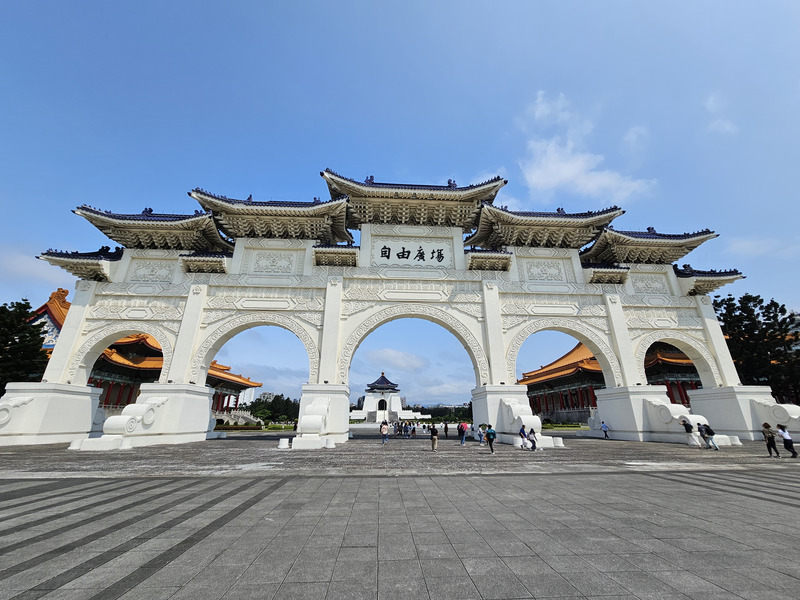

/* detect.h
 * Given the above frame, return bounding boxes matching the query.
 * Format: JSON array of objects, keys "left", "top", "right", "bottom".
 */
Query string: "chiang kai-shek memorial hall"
[{"left": 1, "top": 168, "right": 798, "bottom": 450}]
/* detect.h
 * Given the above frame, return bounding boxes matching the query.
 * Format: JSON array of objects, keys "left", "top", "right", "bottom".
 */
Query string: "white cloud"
[
  {"left": 726, "top": 237, "right": 800, "bottom": 259},
  {"left": 361, "top": 348, "right": 428, "bottom": 372},
  {"left": 517, "top": 92, "right": 655, "bottom": 203},
  {"left": 704, "top": 92, "right": 738, "bottom": 135},
  {"left": 520, "top": 138, "right": 655, "bottom": 202},
  {"left": 707, "top": 119, "right": 739, "bottom": 135}
]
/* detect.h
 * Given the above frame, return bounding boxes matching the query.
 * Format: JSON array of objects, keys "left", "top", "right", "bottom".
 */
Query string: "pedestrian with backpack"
[{"left": 485, "top": 425, "right": 497, "bottom": 454}]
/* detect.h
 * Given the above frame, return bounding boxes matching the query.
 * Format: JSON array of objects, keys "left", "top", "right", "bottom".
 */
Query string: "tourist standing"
[
  {"left": 519, "top": 424, "right": 528, "bottom": 449},
  {"left": 776, "top": 425, "right": 798, "bottom": 458},
  {"left": 430, "top": 424, "right": 439, "bottom": 452},
  {"left": 459, "top": 423, "right": 467, "bottom": 446},
  {"left": 477, "top": 425, "right": 485, "bottom": 446},
  {"left": 703, "top": 422, "right": 720, "bottom": 450},
  {"left": 762, "top": 422, "right": 780, "bottom": 458},
  {"left": 444, "top": 423, "right": 449, "bottom": 439},
  {"left": 601, "top": 421, "right": 609, "bottom": 439},
  {"left": 380, "top": 421, "right": 389, "bottom": 445},
  {"left": 485, "top": 424, "right": 496, "bottom": 454}
]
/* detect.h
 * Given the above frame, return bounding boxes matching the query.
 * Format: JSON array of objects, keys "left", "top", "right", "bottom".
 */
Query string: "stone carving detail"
[
  {"left": 337, "top": 304, "right": 489, "bottom": 384},
  {"left": 506, "top": 318, "right": 623, "bottom": 386},
  {"left": 528, "top": 260, "right": 566, "bottom": 281},
  {"left": 341, "top": 301, "right": 377, "bottom": 317},
  {"left": 630, "top": 274, "right": 669, "bottom": 294},
  {"left": 451, "top": 303, "right": 483, "bottom": 320},
  {"left": 633, "top": 330, "right": 720, "bottom": 386},
  {"left": 202, "top": 310, "right": 234, "bottom": 326},
  {"left": 502, "top": 315, "right": 529, "bottom": 330},
  {"left": 89, "top": 297, "right": 185, "bottom": 320},
  {"left": 252, "top": 251, "right": 296, "bottom": 274},
  {"left": 626, "top": 307, "right": 685, "bottom": 330},
  {"left": 129, "top": 261, "right": 175, "bottom": 283},
  {"left": 191, "top": 313, "right": 319, "bottom": 383},
  {"left": 501, "top": 293, "right": 603, "bottom": 315},
  {"left": 69, "top": 322, "right": 174, "bottom": 384},
  {"left": 294, "top": 311, "right": 323, "bottom": 327},
  {"left": 514, "top": 247, "right": 571, "bottom": 258},
  {"left": 99, "top": 283, "right": 191, "bottom": 297},
  {"left": 205, "top": 286, "right": 324, "bottom": 311},
  {"left": 77, "top": 281, "right": 92, "bottom": 292}
]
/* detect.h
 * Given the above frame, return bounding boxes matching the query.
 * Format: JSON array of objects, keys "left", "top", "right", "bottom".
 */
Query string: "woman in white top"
[{"left": 775, "top": 425, "right": 798, "bottom": 458}]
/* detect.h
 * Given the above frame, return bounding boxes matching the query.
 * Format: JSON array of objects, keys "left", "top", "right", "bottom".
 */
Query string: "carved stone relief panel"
[
  {"left": 88, "top": 296, "right": 186, "bottom": 321},
  {"left": 240, "top": 250, "right": 300, "bottom": 275},
  {"left": 127, "top": 260, "right": 176, "bottom": 283},
  {"left": 517, "top": 258, "right": 575, "bottom": 283},
  {"left": 629, "top": 273, "right": 670, "bottom": 295}
]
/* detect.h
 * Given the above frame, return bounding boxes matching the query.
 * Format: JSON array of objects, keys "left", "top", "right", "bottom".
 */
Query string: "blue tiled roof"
[
  {"left": 490, "top": 204, "right": 623, "bottom": 219},
  {"left": 76, "top": 205, "right": 209, "bottom": 221},
  {"left": 366, "top": 372, "right": 399, "bottom": 390},
  {"left": 323, "top": 168, "right": 506, "bottom": 191},
  {"left": 191, "top": 188, "right": 348, "bottom": 207},
  {"left": 673, "top": 264, "right": 742, "bottom": 278},
  {"left": 606, "top": 226, "right": 715, "bottom": 240},
  {"left": 41, "top": 246, "right": 123, "bottom": 260}
]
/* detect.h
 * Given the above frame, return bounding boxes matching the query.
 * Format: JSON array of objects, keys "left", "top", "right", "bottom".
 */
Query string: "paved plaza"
[{"left": 1, "top": 432, "right": 799, "bottom": 600}]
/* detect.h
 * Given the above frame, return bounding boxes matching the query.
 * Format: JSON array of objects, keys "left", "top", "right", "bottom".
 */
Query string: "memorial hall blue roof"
[{"left": 366, "top": 372, "right": 399, "bottom": 391}]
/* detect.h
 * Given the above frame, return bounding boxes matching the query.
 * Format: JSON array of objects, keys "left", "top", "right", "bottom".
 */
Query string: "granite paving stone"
[{"left": 0, "top": 433, "right": 798, "bottom": 599}]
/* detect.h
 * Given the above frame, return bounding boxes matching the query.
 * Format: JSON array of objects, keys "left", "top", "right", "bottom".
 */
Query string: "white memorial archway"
[{"left": 2, "top": 168, "right": 797, "bottom": 449}]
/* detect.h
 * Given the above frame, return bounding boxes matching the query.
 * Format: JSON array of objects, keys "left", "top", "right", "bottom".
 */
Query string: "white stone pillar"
[
  {"left": 167, "top": 284, "right": 208, "bottom": 384},
  {"left": 318, "top": 277, "right": 343, "bottom": 385},
  {"left": 602, "top": 294, "right": 643, "bottom": 386},
  {"left": 694, "top": 296, "right": 741, "bottom": 386},
  {"left": 42, "top": 281, "right": 98, "bottom": 384},
  {"left": 480, "top": 282, "right": 507, "bottom": 384}
]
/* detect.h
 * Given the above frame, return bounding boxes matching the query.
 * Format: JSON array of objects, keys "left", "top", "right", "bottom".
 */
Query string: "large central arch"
[{"left": 337, "top": 304, "right": 490, "bottom": 386}]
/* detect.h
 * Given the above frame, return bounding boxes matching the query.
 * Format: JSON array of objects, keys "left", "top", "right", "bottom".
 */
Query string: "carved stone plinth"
[
  {"left": 70, "top": 383, "right": 214, "bottom": 450},
  {"left": 0, "top": 382, "right": 101, "bottom": 446},
  {"left": 293, "top": 384, "right": 351, "bottom": 449}
]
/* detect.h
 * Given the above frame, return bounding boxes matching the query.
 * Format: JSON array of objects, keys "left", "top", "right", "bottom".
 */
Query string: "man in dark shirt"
[{"left": 429, "top": 425, "right": 439, "bottom": 452}]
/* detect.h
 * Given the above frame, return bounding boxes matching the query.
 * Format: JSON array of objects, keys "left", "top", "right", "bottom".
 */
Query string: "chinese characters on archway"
[
  {"left": 380, "top": 245, "right": 445, "bottom": 263},
  {"left": 371, "top": 239, "right": 453, "bottom": 268}
]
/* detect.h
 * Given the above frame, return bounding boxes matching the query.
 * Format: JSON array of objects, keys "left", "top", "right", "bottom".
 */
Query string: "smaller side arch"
[
  {"left": 634, "top": 330, "right": 721, "bottom": 388},
  {"left": 507, "top": 318, "right": 624, "bottom": 387},
  {"left": 190, "top": 313, "right": 320, "bottom": 384},
  {"left": 68, "top": 322, "right": 175, "bottom": 386}
]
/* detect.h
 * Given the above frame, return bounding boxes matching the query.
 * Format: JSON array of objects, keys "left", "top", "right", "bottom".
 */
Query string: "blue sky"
[{"left": 2, "top": 2, "right": 799, "bottom": 406}]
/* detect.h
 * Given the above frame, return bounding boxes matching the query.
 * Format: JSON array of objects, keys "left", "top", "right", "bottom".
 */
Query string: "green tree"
[
  {"left": 0, "top": 299, "right": 49, "bottom": 395},
  {"left": 713, "top": 293, "right": 800, "bottom": 402},
  {"left": 242, "top": 391, "right": 300, "bottom": 422}
]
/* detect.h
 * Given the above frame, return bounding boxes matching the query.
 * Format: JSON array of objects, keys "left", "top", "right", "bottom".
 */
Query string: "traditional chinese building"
[
  {"left": 350, "top": 372, "right": 430, "bottom": 423},
  {"left": 31, "top": 289, "right": 261, "bottom": 412},
  {"left": 519, "top": 341, "right": 702, "bottom": 423}
]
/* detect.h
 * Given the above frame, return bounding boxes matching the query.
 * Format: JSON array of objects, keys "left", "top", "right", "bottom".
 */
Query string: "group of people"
[
  {"left": 680, "top": 419, "right": 720, "bottom": 449},
  {"left": 761, "top": 422, "right": 798, "bottom": 458},
  {"left": 380, "top": 421, "right": 499, "bottom": 453}
]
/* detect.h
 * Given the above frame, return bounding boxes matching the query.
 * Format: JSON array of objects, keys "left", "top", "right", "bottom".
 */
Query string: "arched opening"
[
  {"left": 203, "top": 325, "right": 309, "bottom": 425},
  {"left": 516, "top": 330, "right": 608, "bottom": 423},
  {"left": 642, "top": 341, "right": 703, "bottom": 407},
  {"left": 88, "top": 334, "right": 164, "bottom": 411},
  {"left": 347, "top": 318, "right": 476, "bottom": 423}
]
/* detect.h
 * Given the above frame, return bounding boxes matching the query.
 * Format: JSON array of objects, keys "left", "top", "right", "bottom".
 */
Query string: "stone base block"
[
  {"left": 70, "top": 383, "right": 213, "bottom": 450},
  {"left": 0, "top": 382, "right": 101, "bottom": 446}
]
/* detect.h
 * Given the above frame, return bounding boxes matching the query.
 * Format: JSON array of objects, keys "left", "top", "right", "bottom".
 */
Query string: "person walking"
[
  {"left": 776, "top": 425, "right": 798, "bottom": 458},
  {"left": 485, "top": 424, "right": 496, "bottom": 454},
  {"left": 697, "top": 423, "right": 709, "bottom": 448},
  {"left": 519, "top": 424, "right": 528, "bottom": 449},
  {"left": 443, "top": 423, "right": 449, "bottom": 439},
  {"left": 601, "top": 421, "right": 609, "bottom": 439},
  {"left": 380, "top": 420, "right": 389, "bottom": 445},
  {"left": 703, "top": 422, "right": 720, "bottom": 450},
  {"left": 477, "top": 424, "right": 485, "bottom": 446},
  {"left": 459, "top": 423, "right": 467, "bottom": 446},
  {"left": 762, "top": 422, "right": 780, "bottom": 458},
  {"left": 680, "top": 419, "right": 697, "bottom": 447},
  {"left": 527, "top": 427, "right": 537, "bottom": 452},
  {"left": 429, "top": 424, "right": 439, "bottom": 452}
]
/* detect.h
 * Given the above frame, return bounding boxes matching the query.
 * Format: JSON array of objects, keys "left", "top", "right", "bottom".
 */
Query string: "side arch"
[
  {"left": 68, "top": 322, "right": 174, "bottom": 386},
  {"left": 190, "top": 312, "right": 319, "bottom": 384},
  {"left": 507, "top": 318, "right": 623, "bottom": 387},
  {"left": 633, "top": 330, "right": 720, "bottom": 388},
  {"left": 337, "top": 304, "right": 490, "bottom": 386}
]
